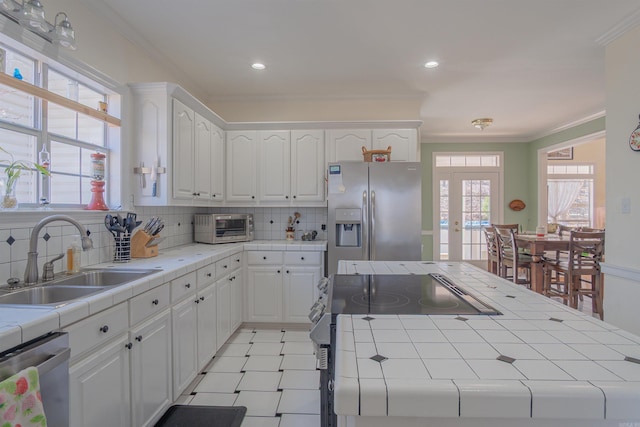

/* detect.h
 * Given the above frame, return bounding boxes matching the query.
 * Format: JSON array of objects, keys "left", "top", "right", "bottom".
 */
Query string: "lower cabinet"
[
  {"left": 171, "top": 297, "right": 198, "bottom": 400},
  {"left": 196, "top": 283, "right": 217, "bottom": 368},
  {"left": 216, "top": 269, "right": 241, "bottom": 349}
]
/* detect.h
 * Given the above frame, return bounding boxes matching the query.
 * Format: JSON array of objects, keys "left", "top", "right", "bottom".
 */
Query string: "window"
[
  {"left": 547, "top": 163, "right": 594, "bottom": 227},
  {"left": 0, "top": 41, "right": 119, "bottom": 208},
  {"left": 435, "top": 154, "right": 500, "bottom": 168}
]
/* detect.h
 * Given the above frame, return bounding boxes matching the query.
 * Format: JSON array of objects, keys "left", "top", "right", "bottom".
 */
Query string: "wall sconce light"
[
  {"left": 471, "top": 118, "right": 493, "bottom": 130},
  {"left": 0, "top": 0, "right": 76, "bottom": 50}
]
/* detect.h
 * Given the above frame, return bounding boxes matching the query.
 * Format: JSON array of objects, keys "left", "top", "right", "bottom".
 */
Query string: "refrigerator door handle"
[
  {"left": 362, "top": 190, "right": 369, "bottom": 260},
  {"left": 371, "top": 190, "right": 376, "bottom": 260}
]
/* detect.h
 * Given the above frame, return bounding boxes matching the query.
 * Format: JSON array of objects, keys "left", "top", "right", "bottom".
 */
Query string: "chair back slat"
[{"left": 568, "top": 231, "right": 605, "bottom": 274}]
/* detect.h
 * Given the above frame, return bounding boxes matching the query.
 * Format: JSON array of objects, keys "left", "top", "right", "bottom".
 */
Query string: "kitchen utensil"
[
  {"left": 104, "top": 214, "right": 116, "bottom": 237},
  {"left": 145, "top": 236, "right": 165, "bottom": 247},
  {"left": 152, "top": 222, "right": 164, "bottom": 236}
]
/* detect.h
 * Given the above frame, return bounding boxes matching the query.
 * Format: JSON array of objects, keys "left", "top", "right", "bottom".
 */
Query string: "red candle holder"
[{"left": 86, "top": 180, "right": 109, "bottom": 210}]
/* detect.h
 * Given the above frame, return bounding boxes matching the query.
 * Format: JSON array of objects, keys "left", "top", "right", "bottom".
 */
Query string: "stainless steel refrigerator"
[{"left": 327, "top": 161, "right": 422, "bottom": 275}]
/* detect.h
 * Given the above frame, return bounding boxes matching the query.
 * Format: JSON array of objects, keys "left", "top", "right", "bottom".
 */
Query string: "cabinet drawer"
[
  {"left": 228, "top": 252, "right": 243, "bottom": 272},
  {"left": 171, "top": 271, "right": 197, "bottom": 302},
  {"left": 247, "top": 251, "right": 283, "bottom": 265},
  {"left": 130, "top": 283, "right": 170, "bottom": 326},
  {"left": 284, "top": 251, "right": 322, "bottom": 265},
  {"left": 215, "top": 253, "right": 242, "bottom": 278},
  {"left": 65, "top": 302, "right": 129, "bottom": 360},
  {"left": 197, "top": 264, "right": 216, "bottom": 290}
]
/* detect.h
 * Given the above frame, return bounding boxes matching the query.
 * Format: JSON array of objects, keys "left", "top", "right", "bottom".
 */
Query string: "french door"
[{"left": 436, "top": 172, "right": 500, "bottom": 262}]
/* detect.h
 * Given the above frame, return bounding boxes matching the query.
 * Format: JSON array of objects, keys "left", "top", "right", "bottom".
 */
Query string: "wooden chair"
[
  {"left": 542, "top": 230, "right": 605, "bottom": 319},
  {"left": 495, "top": 227, "right": 532, "bottom": 286},
  {"left": 482, "top": 226, "right": 499, "bottom": 274}
]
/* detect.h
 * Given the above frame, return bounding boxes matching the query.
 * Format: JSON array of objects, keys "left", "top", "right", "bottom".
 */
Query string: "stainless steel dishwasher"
[{"left": 0, "top": 332, "right": 70, "bottom": 427}]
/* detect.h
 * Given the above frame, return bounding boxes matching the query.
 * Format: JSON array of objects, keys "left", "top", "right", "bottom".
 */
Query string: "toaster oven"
[{"left": 194, "top": 214, "right": 254, "bottom": 244}]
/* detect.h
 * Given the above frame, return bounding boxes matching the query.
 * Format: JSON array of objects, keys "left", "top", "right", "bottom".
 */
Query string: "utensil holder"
[{"left": 114, "top": 235, "right": 131, "bottom": 262}]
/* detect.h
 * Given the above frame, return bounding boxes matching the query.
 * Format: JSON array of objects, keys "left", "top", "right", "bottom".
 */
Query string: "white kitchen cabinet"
[
  {"left": 215, "top": 252, "right": 243, "bottom": 348},
  {"left": 69, "top": 334, "right": 131, "bottom": 427},
  {"left": 327, "top": 128, "right": 419, "bottom": 162},
  {"left": 291, "top": 130, "right": 325, "bottom": 203},
  {"left": 226, "top": 130, "right": 258, "bottom": 202},
  {"left": 210, "top": 124, "right": 225, "bottom": 202},
  {"left": 197, "top": 283, "right": 217, "bottom": 368},
  {"left": 259, "top": 130, "right": 291, "bottom": 202},
  {"left": 171, "top": 296, "right": 198, "bottom": 399},
  {"left": 216, "top": 274, "right": 231, "bottom": 350},
  {"left": 193, "top": 112, "right": 213, "bottom": 199},
  {"left": 172, "top": 99, "right": 196, "bottom": 200},
  {"left": 246, "top": 250, "right": 323, "bottom": 323},
  {"left": 129, "top": 310, "right": 172, "bottom": 427}
]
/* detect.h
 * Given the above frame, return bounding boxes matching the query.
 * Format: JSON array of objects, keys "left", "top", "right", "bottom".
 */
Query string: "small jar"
[
  {"left": 286, "top": 230, "right": 295, "bottom": 241},
  {"left": 90, "top": 152, "right": 106, "bottom": 180}
]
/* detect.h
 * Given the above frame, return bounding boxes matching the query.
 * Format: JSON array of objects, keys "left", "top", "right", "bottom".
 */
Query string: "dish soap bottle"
[{"left": 66, "top": 235, "right": 81, "bottom": 274}]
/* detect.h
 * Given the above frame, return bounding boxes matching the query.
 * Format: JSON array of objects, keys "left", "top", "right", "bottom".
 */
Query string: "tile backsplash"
[{"left": 0, "top": 206, "right": 327, "bottom": 284}]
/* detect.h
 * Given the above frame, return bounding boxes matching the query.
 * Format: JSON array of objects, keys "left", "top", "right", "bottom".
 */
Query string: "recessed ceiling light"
[
  {"left": 251, "top": 63, "right": 266, "bottom": 70},
  {"left": 424, "top": 61, "right": 439, "bottom": 69}
]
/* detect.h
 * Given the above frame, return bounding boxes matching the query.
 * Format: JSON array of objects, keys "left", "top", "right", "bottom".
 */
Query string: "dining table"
[{"left": 514, "top": 233, "right": 570, "bottom": 294}]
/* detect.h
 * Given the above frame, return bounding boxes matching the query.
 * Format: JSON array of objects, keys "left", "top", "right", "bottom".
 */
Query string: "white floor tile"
[
  {"left": 248, "top": 342, "right": 284, "bottom": 356},
  {"left": 210, "top": 356, "right": 248, "bottom": 373},
  {"left": 279, "top": 414, "right": 320, "bottom": 427},
  {"left": 218, "top": 343, "right": 252, "bottom": 357},
  {"left": 235, "top": 391, "right": 282, "bottom": 417},
  {"left": 279, "top": 370, "right": 320, "bottom": 390},
  {"left": 280, "top": 354, "right": 317, "bottom": 370},
  {"left": 243, "top": 355, "right": 284, "bottom": 372},
  {"left": 282, "top": 331, "right": 312, "bottom": 342},
  {"left": 253, "top": 331, "right": 284, "bottom": 343},
  {"left": 277, "top": 389, "right": 321, "bottom": 414},
  {"left": 240, "top": 416, "right": 281, "bottom": 427},
  {"left": 190, "top": 392, "right": 238, "bottom": 406},
  {"left": 195, "top": 372, "right": 243, "bottom": 393},
  {"left": 281, "top": 341, "right": 314, "bottom": 355},
  {"left": 238, "top": 371, "right": 283, "bottom": 391},
  {"left": 230, "top": 332, "right": 255, "bottom": 344}
]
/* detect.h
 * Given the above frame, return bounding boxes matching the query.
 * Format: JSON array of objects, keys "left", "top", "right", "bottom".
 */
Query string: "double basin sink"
[{"left": 0, "top": 269, "right": 159, "bottom": 307}]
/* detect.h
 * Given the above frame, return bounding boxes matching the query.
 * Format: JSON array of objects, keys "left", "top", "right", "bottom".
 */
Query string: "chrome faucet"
[{"left": 24, "top": 215, "right": 94, "bottom": 285}]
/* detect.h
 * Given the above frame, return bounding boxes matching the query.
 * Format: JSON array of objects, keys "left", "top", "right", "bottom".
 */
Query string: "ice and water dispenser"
[{"left": 335, "top": 208, "right": 361, "bottom": 247}]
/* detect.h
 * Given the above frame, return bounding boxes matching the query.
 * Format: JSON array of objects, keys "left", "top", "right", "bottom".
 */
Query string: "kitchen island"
[{"left": 333, "top": 261, "right": 640, "bottom": 427}]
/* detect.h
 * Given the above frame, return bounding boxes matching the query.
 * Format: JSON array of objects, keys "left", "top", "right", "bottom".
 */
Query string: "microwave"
[{"left": 194, "top": 214, "right": 254, "bottom": 244}]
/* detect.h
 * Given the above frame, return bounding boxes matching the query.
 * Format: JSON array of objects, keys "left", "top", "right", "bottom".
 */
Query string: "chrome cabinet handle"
[
  {"left": 371, "top": 190, "right": 376, "bottom": 260},
  {"left": 362, "top": 191, "right": 368, "bottom": 260}
]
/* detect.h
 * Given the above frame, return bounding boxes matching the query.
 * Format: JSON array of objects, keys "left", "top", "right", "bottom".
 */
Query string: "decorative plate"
[
  {"left": 630, "top": 115, "right": 640, "bottom": 151},
  {"left": 509, "top": 199, "right": 526, "bottom": 211}
]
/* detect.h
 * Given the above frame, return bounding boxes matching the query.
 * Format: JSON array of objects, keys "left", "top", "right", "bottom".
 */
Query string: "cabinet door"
[
  {"left": 173, "top": 99, "right": 195, "bottom": 200},
  {"left": 247, "top": 266, "right": 283, "bottom": 322},
  {"left": 197, "top": 284, "right": 217, "bottom": 369},
  {"left": 194, "top": 112, "right": 212, "bottom": 200},
  {"left": 69, "top": 335, "right": 131, "bottom": 427},
  {"left": 230, "top": 271, "right": 243, "bottom": 331},
  {"left": 226, "top": 131, "right": 257, "bottom": 202},
  {"left": 327, "top": 129, "right": 371, "bottom": 162},
  {"left": 283, "top": 266, "right": 321, "bottom": 323},
  {"left": 372, "top": 129, "right": 417, "bottom": 162},
  {"left": 291, "top": 130, "right": 325, "bottom": 203},
  {"left": 210, "top": 124, "right": 225, "bottom": 202},
  {"left": 130, "top": 310, "right": 172, "bottom": 427},
  {"left": 172, "top": 297, "right": 198, "bottom": 399},
  {"left": 259, "top": 130, "right": 291, "bottom": 202},
  {"left": 216, "top": 276, "right": 232, "bottom": 349}
]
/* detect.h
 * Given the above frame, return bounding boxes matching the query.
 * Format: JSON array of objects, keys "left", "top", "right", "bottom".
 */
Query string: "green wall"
[{"left": 419, "top": 116, "right": 605, "bottom": 260}]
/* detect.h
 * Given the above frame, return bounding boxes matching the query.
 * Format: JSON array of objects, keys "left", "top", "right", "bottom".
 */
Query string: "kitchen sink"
[
  {"left": 0, "top": 285, "right": 109, "bottom": 306},
  {"left": 0, "top": 268, "right": 160, "bottom": 307}
]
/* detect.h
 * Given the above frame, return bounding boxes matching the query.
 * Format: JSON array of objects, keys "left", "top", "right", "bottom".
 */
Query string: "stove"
[{"left": 309, "top": 273, "right": 501, "bottom": 427}]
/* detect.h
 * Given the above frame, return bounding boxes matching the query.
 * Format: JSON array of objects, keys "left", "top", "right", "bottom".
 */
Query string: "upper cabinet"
[
  {"left": 327, "top": 128, "right": 418, "bottom": 162},
  {"left": 226, "top": 131, "right": 258, "bottom": 202},
  {"left": 291, "top": 130, "right": 325, "bottom": 203},
  {"left": 259, "top": 131, "right": 291, "bottom": 203}
]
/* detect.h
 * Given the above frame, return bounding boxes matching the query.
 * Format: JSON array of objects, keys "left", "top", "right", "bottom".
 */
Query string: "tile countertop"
[
  {"left": 334, "top": 261, "right": 640, "bottom": 425},
  {"left": 0, "top": 240, "right": 326, "bottom": 353}
]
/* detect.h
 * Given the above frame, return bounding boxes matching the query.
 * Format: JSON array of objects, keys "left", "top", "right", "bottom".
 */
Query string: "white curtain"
[{"left": 548, "top": 180, "right": 583, "bottom": 222}]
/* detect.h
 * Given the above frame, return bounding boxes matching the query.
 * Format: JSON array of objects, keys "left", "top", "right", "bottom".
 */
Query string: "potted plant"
[{"left": 0, "top": 146, "right": 50, "bottom": 210}]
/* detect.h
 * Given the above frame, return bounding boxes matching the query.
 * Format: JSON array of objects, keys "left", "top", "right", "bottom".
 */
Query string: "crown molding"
[
  {"left": 421, "top": 135, "right": 529, "bottom": 144},
  {"left": 596, "top": 7, "right": 640, "bottom": 46},
  {"left": 528, "top": 111, "right": 606, "bottom": 141}
]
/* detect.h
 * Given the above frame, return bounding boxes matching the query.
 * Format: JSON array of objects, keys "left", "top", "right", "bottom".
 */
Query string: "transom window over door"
[{"left": 434, "top": 154, "right": 502, "bottom": 264}]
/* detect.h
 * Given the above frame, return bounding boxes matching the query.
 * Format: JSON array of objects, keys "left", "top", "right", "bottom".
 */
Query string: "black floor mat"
[{"left": 154, "top": 405, "right": 247, "bottom": 427}]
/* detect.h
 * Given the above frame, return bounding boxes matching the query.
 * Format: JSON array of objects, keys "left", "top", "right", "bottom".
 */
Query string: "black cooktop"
[{"left": 329, "top": 274, "right": 500, "bottom": 316}]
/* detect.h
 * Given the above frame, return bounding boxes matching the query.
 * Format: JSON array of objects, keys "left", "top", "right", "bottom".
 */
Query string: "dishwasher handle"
[{"left": 37, "top": 347, "right": 71, "bottom": 376}]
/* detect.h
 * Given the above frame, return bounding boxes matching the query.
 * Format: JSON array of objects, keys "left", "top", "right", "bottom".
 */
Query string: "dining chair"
[
  {"left": 482, "top": 226, "right": 499, "bottom": 274},
  {"left": 542, "top": 230, "right": 605, "bottom": 319},
  {"left": 495, "top": 227, "right": 532, "bottom": 287}
]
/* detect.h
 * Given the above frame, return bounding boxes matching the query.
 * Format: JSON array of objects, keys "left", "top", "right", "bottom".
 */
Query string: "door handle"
[
  {"left": 371, "top": 190, "right": 376, "bottom": 260},
  {"left": 362, "top": 190, "right": 368, "bottom": 260}
]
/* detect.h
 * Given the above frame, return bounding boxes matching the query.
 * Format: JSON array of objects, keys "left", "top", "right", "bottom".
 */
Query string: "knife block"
[{"left": 131, "top": 230, "right": 159, "bottom": 258}]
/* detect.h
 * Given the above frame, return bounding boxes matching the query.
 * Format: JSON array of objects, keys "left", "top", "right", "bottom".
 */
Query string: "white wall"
[{"left": 602, "top": 25, "right": 640, "bottom": 334}]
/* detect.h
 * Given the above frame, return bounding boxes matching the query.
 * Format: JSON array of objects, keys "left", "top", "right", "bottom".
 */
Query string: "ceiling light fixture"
[
  {"left": 251, "top": 63, "right": 266, "bottom": 70},
  {"left": 0, "top": 0, "right": 76, "bottom": 50},
  {"left": 471, "top": 118, "right": 493, "bottom": 130},
  {"left": 424, "top": 61, "right": 439, "bottom": 69}
]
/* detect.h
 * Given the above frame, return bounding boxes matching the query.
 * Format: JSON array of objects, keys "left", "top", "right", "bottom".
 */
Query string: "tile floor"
[{"left": 177, "top": 326, "right": 320, "bottom": 427}]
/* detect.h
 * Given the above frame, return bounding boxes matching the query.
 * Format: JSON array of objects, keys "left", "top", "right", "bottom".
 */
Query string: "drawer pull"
[
  {"left": 263, "top": 256, "right": 267, "bottom": 260},
  {"left": 152, "top": 299, "right": 159, "bottom": 305},
  {"left": 236, "top": 258, "right": 240, "bottom": 263},
  {"left": 206, "top": 273, "right": 212, "bottom": 277},
  {"left": 286, "top": 270, "right": 290, "bottom": 274},
  {"left": 185, "top": 283, "right": 191, "bottom": 289},
  {"left": 99, "top": 325, "right": 109, "bottom": 333},
  {"left": 301, "top": 257, "right": 305, "bottom": 260},
  {"left": 223, "top": 265, "right": 228, "bottom": 269},
  {"left": 277, "top": 270, "right": 281, "bottom": 274},
  {"left": 200, "top": 296, "right": 205, "bottom": 301},
  {"left": 195, "top": 299, "right": 200, "bottom": 304},
  {"left": 135, "top": 335, "right": 143, "bottom": 342},
  {"left": 125, "top": 343, "right": 133, "bottom": 350}
]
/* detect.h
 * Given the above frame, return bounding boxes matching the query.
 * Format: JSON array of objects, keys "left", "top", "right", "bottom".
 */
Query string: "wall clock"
[{"left": 630, "top": 114, "right": 640, "bottom": 151}]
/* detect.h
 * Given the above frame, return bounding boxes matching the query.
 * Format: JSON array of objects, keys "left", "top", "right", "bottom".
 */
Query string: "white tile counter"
[
  {"left": 333, "top": 261, "right": 640, "bottom": 427},
  {"left": 0, "top": 240, "right": 326, "bottom": 353}
]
